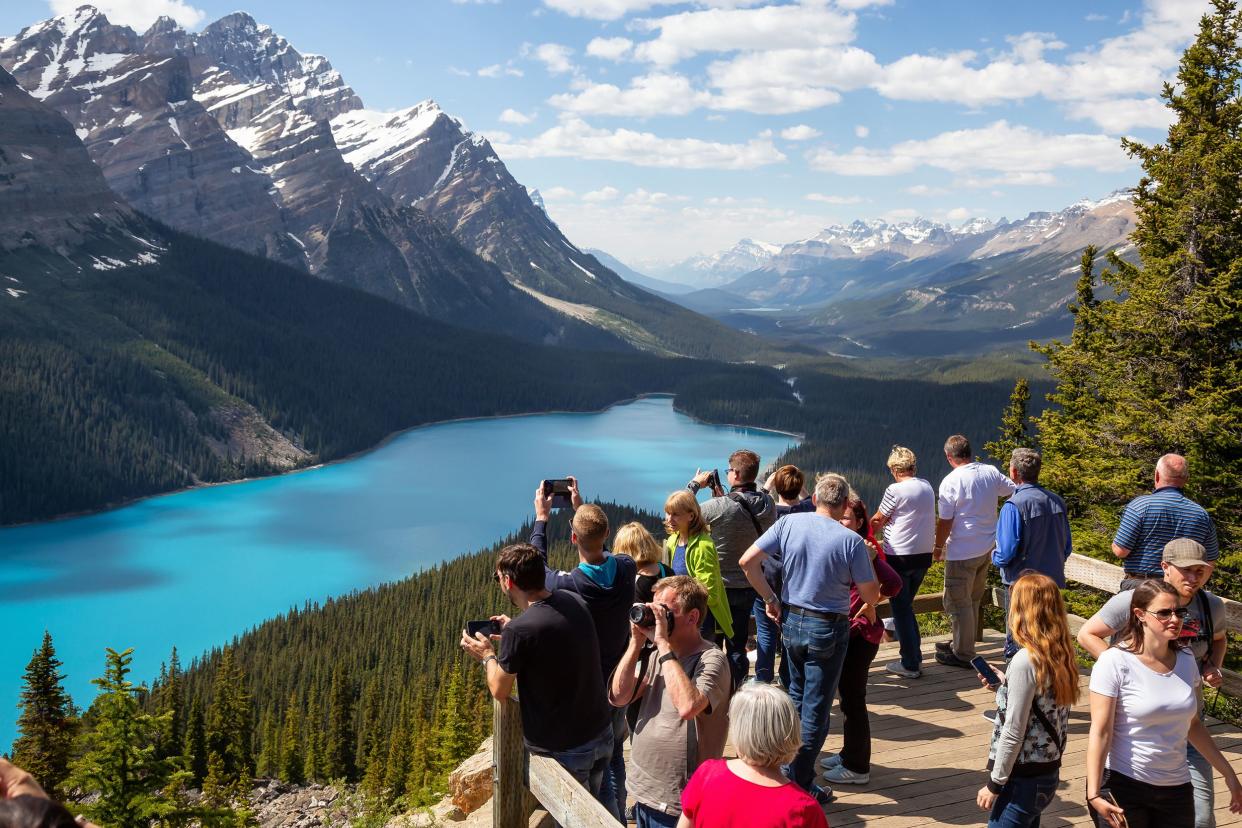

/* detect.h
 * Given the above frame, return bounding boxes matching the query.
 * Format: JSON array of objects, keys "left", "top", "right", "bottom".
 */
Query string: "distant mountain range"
[
  {"left": 607, "top": 193, "right": 1136, "bottom": 356},
  {"left": 0, "top": 6, "right": 753, "bottom": 359}
]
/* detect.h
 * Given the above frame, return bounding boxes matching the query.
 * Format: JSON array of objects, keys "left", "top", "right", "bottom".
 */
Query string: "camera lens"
[{"left": 629, "top": 603, "right": 655, "bottom": 627}]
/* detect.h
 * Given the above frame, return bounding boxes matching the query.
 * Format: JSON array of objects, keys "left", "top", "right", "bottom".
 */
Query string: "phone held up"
[
  {"left": 466, "top": 619, "right": 500, "bottom": 639},
  {"left": 543, "top": 478, "right": 574, "bottom": 510},
  {"left": 971, "top": 656, "right": 1001, "bottom": 689},
  {"left": 706, "top": 469, "right": 721, "bottom": 491}
]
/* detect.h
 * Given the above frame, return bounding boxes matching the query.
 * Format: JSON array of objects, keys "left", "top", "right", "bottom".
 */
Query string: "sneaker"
[
  {"left": 823, "top": 765, "right": 869, "bottom": 785},
  {"left": 820, "top": 754, "right": 843, "bottom": 770},
  {"left": 935, "top": 641, "right": 952, "bottom": 653},
  {"left": 935, "top": 650, "right": 975, "bottom": 669},
  {"left": 885, "top": 660, "right": 921, "bottom": 679},
  {"left": 810, "top": 784, "right": 835, "bottom": 806},
  {"left": 982, "top": 709, "right": 998, "bottom": 723}
]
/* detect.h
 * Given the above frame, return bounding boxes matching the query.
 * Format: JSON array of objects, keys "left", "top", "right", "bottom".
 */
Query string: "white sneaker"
[
  {"left": 820, "top": 754, "right": 843, "bottom": 770},
  {"left": 885, "top": 660, "right": 922, "bottom": 679},
  {"left": 823, "top": 764, "right": 870, "bottom": 785}
]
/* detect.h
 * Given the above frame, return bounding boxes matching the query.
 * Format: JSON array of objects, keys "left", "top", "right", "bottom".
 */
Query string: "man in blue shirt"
[
  {"left": 993, "top": 448, "right": 1071, "bottom": 658},
  {"left": 740, "top": 472, "right": 879, "bottom": 803},
  {"left": 1112, "top": 454, "right": 1219, "bottom": 590}
]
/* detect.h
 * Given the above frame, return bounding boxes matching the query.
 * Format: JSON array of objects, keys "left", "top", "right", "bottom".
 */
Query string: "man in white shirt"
[{"left": 933, "top": 435, "right": 1016, "bottom": 668}]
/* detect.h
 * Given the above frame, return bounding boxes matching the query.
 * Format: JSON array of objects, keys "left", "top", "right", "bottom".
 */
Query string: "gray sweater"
[
  {"left": 987, "top": 649, "right": 1069, "bottom": 788},
  {"left": 699, "top": 487, "right": 776, "bottom": 588}
]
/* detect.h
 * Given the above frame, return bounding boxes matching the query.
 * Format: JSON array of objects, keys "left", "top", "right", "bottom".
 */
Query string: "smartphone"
[
  {"left": 971, "top": 656, "right": 1001, "bottom": 688},
  {"left": 465, "top": 619, "right": 500, "bottom": 639},
  {"left": 1098, "top": 790, "right": 1128, "bottom": 828},
  {"left": 543, "top": 478, "right": 573, "bottom": 510}
]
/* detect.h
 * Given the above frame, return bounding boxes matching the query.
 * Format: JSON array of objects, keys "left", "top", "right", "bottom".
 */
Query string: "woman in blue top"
[{"left": 663, "top": 489, "right": 733, "bottom": 640}]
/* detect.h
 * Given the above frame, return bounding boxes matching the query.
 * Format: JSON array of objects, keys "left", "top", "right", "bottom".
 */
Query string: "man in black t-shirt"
[{"left": 461, "top": 543, "right": 613, "bottom": 802}]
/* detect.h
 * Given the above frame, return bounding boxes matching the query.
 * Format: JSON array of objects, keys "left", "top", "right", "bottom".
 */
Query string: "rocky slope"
[{"left": 0, "top": 7, "right": 623, "bottom": 349}]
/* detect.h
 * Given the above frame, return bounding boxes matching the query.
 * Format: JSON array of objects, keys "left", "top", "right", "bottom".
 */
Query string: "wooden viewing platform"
[{"left": 820, "top": 631, "right": 1242, "bottom": 827}]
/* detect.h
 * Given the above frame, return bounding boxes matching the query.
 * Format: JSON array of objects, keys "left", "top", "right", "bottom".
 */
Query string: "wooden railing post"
[{"left": 493, "top": 696, "right": 528, "bottom": 828}]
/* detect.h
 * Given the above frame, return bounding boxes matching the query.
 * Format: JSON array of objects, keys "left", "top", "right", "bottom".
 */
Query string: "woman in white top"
[
  {"left": 869, "top": 445, "right": 935, "bottom": 679},
  {"left": 1087, "top": 579, "right": 1242, "bottom": 828}
]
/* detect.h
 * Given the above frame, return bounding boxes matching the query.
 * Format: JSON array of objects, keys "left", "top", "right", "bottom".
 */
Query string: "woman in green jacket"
[{"left": 662, "top": 489, "right": 734, "bottom": 640}]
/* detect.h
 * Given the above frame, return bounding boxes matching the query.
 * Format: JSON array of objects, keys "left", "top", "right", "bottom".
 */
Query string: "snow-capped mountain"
[
  {"left": 653, "top": 238, "right": 782, "bottom": 288},
  {"left": 0, "top": 6, "right": 746, "bottom": 358}
]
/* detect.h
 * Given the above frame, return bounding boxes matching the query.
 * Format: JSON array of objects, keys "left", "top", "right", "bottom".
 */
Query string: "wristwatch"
[
  {"left": 658, "top": 651, "right": 678, "bottom": 666},
  {"left": 482, "top": 655, "right": 497, "bottom": 669},
  {"left": 763, "top": 594, "right": 780, "bottom": 606}
]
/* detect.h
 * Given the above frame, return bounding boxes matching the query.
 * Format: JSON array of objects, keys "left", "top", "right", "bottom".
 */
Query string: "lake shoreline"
[{"left": 7, "top": 393, "right": 804, "bottom": 529}]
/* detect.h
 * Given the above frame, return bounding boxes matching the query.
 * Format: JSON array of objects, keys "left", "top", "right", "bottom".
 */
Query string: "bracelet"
[
  {"left": 764, "top": 594, "right": 780, "bottom": 606},
  {"left": 482, "top": 655, "right": 497, "bottom": 668},
  {"left": 1086, "top": 795, "right": 1101, "bottom": 803},
  {"left": 658, "top": 651, "right": 678, "bottom": 665}
]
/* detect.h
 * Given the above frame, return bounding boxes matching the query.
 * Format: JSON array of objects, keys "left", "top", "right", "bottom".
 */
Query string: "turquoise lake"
[{"left": 0, "top": 396, "right": 796, "bottom": 747}]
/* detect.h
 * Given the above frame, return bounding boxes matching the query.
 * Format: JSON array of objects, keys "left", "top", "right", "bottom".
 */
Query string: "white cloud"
[
  {"left": 51, "top": 0, "right": 205, "bottom": 28},
  {"left": 624, "top": 188, "right": 690, "bottom": 205},
  {"left": 1066, "top": 97, "right": 1173, "bottom": 132},
  {"left": 632, "top": 4, "right": 857, "bottom": 66},
  {"left": 956, "top": 171, "right": 1059, "bottom": 187},
  {"left": 805, "top": 193, "right": 863, "bottom": 204},
  {"left": 549, "top": 73, "right": 711, "bottom": 117},
  {"left": 806, "top": 121, "right": 1131, "bottom": 177},
  {"left": 478, "top": 63, "right": 524, "bottom": 78},
  {"left": 945, "top": 207, "right": 973, "bottom": 222},
  {"left": 854, "top": 125, "right": 869, "bottom": 138},
  {"left": 493, "top": 117, "right": 787, "bottom": 169},
  {"left": 1085, "top": 12, "right": 1109, "bottom": 22},
  {"left": 586, "top": 37, "right": 634, "bottom": 60},
  {"left": 540, "top": 0, "right": 766, "bottom": 22},
  {"left": 583, "top": 186, "right": 621, "bottom": 202},
  {"left": 499, "top": 108, "right": 535, "bottom": 125},
  {"left": 704, "top": 46, "right": 880, "bottom": 113},
  {"left": 905, "top": 184, "right": 948, "bottom": 196},
  {"left": 834, "top": 0, "right": 894, "bottom": 8},
  {"left": 781, "top": 125, "right": 822, "bottom": 141},
  {"left": 541, "top": 186, "right": 577, "bottom": 200},
  {"left": 528, "top": 43, "right": 577, "bottom": 74}
]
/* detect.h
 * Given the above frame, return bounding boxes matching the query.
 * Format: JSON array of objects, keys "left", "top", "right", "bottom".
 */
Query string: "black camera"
[
  {"left": 706, "top": 469, "right": 721, "bottom": 491},
  {"left": 629, "top": 602, "right": 675, "bottom": 633}
]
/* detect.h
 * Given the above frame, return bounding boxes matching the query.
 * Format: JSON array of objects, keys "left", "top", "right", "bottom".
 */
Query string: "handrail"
[{"left": 493, "top": 696, "right": 617, "bottom": 828}]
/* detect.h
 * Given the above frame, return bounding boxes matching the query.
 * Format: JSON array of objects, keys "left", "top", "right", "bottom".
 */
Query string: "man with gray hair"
[
  {"left": 1113, "top": 453, "right": 1219, "bottom": 590},
  {"left": 933, "top": 434, "right": 1016, "bottom": 669},
  {"left": 740, "top": 473, "right": 880, "bottom": 803},
  {"left": 992, "top": 448, "right": 1072, "bottom": 658}
]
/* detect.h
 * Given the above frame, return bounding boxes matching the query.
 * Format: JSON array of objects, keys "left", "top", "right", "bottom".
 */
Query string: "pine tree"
[
  {"left": 184, "top": 700, "right": 208, "bottom": 788},
  {"left": 431, "top": 665, "right": 473, "bottom": 776},
  {"left": 153, "top": 647, "right": 185, "bottom": 761},
  {"left": 203, "top": 650, "right": 254, "bottom": 804},
  {"left": 1033, "top": 0, "right": 1242, "bottom": 571},
  {"left": 68, "top": 648, "right": 221, "bottom": 828},
  {"left": 325, "top": 665, "right": 356, "bottom": 782},
  {"left": 984, "top": 378, "right": 1032, "bottom": 466},
  {"left": 279, "top": 694, "right": 304, "bottom": 785},
  {"left": 11, "top": 632, "right": 75, "bottom": 800}
]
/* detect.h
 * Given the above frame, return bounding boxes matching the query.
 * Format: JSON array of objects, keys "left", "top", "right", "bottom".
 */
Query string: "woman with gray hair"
[{"left": 677, "top": 683, "right": 828, "bottom": 827}]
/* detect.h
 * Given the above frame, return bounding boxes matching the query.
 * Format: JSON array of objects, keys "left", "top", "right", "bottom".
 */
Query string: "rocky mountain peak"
[{"left": 0, "top": 6, "right": 139, "bottom": 99}]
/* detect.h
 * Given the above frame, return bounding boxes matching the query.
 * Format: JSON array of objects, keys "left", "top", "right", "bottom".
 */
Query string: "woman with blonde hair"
[
  {"left": 664, "top": 490, "right": 733, "bottom": 640},
  {"left": 615, "top": 521, "right": 673, "bottom": 604},
  {"left": 678, "top": 683, "right": 827, "bottom": 827},
  {"left": 975, "top": 572, "right": 1080, "bottom": 827},
  {"left": 1086, "top": 579, "right": 1242, "bottom": 828}
]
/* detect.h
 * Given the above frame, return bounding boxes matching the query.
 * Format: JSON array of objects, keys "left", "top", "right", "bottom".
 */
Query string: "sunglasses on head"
[{"left": 1143, "top": 607, "right": 1190, "bottom": 621}]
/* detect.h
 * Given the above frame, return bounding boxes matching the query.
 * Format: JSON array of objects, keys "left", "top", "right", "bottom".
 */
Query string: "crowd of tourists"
[{"left": 458, "top": 440, "right": 1239, "bottom": 828}]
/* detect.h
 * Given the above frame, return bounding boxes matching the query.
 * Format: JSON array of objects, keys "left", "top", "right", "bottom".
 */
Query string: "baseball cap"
[{"left": 1163, "top": 538, "right": 1209, "bottom": 567}]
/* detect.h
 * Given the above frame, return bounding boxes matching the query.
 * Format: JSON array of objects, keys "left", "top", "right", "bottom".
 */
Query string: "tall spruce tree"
[
  {"left": 325, "top": 665, "right": 356, "bottom": 782},
  {"left": 1033, "top": 0, "right": 1242, "bottom": 572},
  {"left": 279, "top": 693, "right": 304, "bottom": 785},
  {"left": 184, "top": 700, "right": 208, "bottom": 788},
  {"left": 203, "top": 650, "right": 254, "bottom": 805},
  {"left": 12, "top": 632, "right": 75, "bottom": 800},
  {"left": 984, "top": 378, "right": 1032, "bottom": 466}
]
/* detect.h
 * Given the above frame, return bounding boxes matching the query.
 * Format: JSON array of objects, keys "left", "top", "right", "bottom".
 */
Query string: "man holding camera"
[
  {"left": 460, "top": 543, "right": 613, "bottom": 803},
  {"left": 609, "top": 576, "right": 731, "bottom": 828},
  {"left": 688, "top": 449, "right": 776, "bottom": 688},
  {"left": 530, "top": 477, "right": 636, "bottom": 821}
]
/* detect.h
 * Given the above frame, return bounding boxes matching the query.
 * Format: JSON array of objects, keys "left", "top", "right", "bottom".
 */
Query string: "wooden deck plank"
[{"left": 808, "top": 634, "right": 1242, "bottom": 827}]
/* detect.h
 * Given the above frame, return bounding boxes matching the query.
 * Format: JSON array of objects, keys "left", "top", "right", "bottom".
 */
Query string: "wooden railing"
[
  {"left": 493, "top": 696, "right": 617, "bottom": 828},
  {"left": 489, "top": 552, "right": 1241, "bottom": 826}
]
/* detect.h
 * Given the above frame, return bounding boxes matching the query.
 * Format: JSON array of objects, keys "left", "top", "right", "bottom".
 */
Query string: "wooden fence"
[{"left": 489, "top": 551, "right": 1241, "bottom": 827}]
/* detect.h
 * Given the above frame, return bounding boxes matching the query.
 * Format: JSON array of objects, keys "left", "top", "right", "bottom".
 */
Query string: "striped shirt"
[{"left": 1114, "top": 487, "right": 1218, "bottom": 572}]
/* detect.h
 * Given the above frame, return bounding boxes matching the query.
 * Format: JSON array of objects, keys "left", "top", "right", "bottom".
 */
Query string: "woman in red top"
[
  {"left": 679, "top": 683, "right": 828, "bottom": 828},
  {"left": 822, "top": 490, "right": 903, "bottom": 786}
]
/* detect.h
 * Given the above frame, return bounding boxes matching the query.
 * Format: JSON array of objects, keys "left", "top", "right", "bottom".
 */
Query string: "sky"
[{"left": 0, "top": 0, "right": 1212, "bottom": 267}]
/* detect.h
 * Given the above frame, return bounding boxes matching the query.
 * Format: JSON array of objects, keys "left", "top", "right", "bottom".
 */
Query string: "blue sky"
[{"left": 0, "top": 0, "right": 1209, "bottom": 265}]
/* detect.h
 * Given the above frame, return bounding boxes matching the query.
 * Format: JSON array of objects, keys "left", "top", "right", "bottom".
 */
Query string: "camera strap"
[{"left": 728, "top": 492, "right": 764, "bottom": 539}]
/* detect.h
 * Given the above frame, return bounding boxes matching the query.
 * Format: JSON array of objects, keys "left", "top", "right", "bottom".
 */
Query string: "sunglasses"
[{"left": 1143, "top": 607, "right": 1190, "bottom": 621}]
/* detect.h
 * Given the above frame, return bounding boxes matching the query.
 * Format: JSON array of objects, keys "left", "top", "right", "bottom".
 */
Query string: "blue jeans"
[
  {"left": 634, "top": 803, "right": 679, "bottom": 828},
  {"left": 598, "top": 706, "right": 628, "bottom": 822},
  {"left": 889, "top": 566, "right": 928, "bottom": 671},
  {"left": 1188, "top": 739, "right": 1214, "bottom": 828},
  {"left": 550, "top": 724, "right": 614, "bottom": 806},
  {"left": 753, "top": 597, "right": 781, "bottom": 683},
  {"left": 988, "top": 771, "right": 1059, "bottom": 828},
  {"left": 780, "top": 610, "right": 850, "bottom": 790},
  {"left": 724, "top": 587, "right": 757, "bottom": 687}
]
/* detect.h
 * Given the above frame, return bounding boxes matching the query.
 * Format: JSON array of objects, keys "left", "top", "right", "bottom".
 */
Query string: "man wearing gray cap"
[{"left": 1077, "top": 538, "right": 1227, "bottom": 828}]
